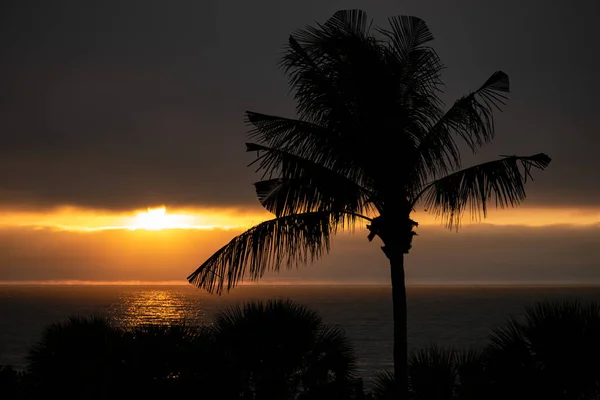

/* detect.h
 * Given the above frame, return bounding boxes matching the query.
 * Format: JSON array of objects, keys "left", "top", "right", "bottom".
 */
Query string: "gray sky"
[
  {"left": 1, "top": 0, "right": 599, "bottom": 210},
  {"left": 0, "top": 0, "right": 599, "bottom": 284}
]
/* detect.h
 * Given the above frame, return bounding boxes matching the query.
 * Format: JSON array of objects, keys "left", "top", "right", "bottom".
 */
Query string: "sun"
[
  {"left": 132, "top": 206, "right": 171, "bottom": 230},
  {"left": 123, "top": 205, "right": 251, "bottom": 231},
  {"left": 129, "top": 206, "right": 199, "bottom": 231}
]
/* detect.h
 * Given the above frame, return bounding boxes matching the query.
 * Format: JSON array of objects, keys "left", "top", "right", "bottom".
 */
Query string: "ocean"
[{"left": 1, "top": 284, "right": 599, "bottom": 380}]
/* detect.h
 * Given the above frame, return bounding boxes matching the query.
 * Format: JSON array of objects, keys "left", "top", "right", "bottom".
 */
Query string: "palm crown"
[{"left": 187, "top": 10, "right": 550, "bottom": 293}]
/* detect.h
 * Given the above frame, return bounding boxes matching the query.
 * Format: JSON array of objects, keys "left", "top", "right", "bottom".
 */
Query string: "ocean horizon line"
[{"left": 2, "top": 280, "right": 600, "bottom": 288}]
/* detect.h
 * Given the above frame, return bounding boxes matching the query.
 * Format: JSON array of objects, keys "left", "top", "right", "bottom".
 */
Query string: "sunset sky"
[{"left": 1, "top": 0, "right": 599, "bottom": 285}]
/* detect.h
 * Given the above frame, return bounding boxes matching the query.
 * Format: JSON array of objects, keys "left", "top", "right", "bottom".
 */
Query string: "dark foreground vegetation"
[{"left": 2, "top": 299, "right": 600, "bottom": 399}]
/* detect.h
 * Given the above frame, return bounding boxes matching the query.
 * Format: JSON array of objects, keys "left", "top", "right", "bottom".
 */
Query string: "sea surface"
[{"left": 1, "top": 284, "right": 599, "bottom": 380}]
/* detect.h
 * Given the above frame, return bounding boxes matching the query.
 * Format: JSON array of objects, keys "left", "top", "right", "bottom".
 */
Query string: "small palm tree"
[
  {"left": 0, "top": 365, "right": 22, "bottom": 398},
  {"left": 209, "top": 299, "right": 359, "bottom": 399},
  {"left": 121, "top": 323, "right": 217, "bottom": 396},
  {"left": 370, "top": 346, "right": 487, "bottom": 400},
  {"left": 485, "top": 300, "right": 600, "bottom": 400},
  {"left": 188, "top": 9, "right": 551, "bottom": 398},
  {"left": 26, "top": 315, "right": 126, "bottom": 398}
]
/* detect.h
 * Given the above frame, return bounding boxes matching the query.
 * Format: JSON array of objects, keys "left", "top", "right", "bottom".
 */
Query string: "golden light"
[
  {"left": 0, "top": 205, "right": 598, "bottom": 233},
  {"left": 128, "top": 206, "right": 199, "bottom": 231},
  {"left": 112, "top": 289, "right": 192, "bottom": 327},
  {"left": 0, "top": 205, "right": 270, "bottom": 231},
  {"left": 133, "top": 206, "right": 167, "bottom": 230}
]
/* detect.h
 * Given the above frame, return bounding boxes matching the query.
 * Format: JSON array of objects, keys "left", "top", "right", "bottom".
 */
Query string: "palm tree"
[
  {"left": 187, "top": 9, "right": 551, "bottom": 398},
  {"left": 209, "top": 299, "right": 359, "bottom": 399},
  {"left": 26, "top": 315, "right": 126, "bottom": 398},
  {"left": 0, "top": 365, "right": 22, "bottom": 399},
  {"left": 120, "top": 323, "right": 218, "bottom": 397},
  {"left": 369, "top": 346, "right": 488, "bottom": 400},
  {"left": 485, "top": 300, "right": 600, "bottom": 400}
]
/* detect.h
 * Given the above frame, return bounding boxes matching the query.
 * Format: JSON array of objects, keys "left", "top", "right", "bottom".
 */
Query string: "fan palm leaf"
[{"left": 209, "top": 299, "right": 358, "bottom": 399}]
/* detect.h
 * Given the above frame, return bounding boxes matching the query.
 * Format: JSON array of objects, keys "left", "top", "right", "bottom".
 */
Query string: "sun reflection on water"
[{"left": 108, "top": 289, "right": 208, "bottom": 327}]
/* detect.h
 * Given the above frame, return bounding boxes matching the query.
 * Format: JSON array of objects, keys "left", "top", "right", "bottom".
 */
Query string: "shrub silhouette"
[
  {"left": 23, "top": 301, "right": 360, "bottom": 399},
  {"left": 26, "top": 315, "right": 125, "bottom": 398},
  {"left": 485, "top": 300, "right": 600, "bottom": 400},
  {"left": 369, "top": 346, "right": 487, "bottom": 400},
  {"left": 209, "top": 299, "right": 360, "bottom": 399}
]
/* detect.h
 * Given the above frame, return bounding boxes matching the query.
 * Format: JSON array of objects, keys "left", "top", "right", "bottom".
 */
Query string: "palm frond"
[
  {"left": 319, "top": 9, "right": 371, "bottom": 38},
  {"left": 454, "top": 348, "right": 488, "bottom": 399},
  {"left": 416, "top": 153, "right": 551, "bottom": 229},
  {"left": 379, "top": 16, "right": 433, "bottom": 56},
  {"left": 370, "top": 370, "right": 396, "bottom": 400},
  {"left": 280, "top": 10, "right": 400, "bottom": 155},
  {"left": 280, "top": 10, "right": 379, "bottom": 127},
  {"left": 279, "top": 35, "right": 339, "bottom": 125},
  {"left": 413, "top": 71, "right": 510, "bottom": 184},
  {"left": 408, "top": 345, "right": 456, "bottom": 399},
  {"left": 187, "top": 211, "right": 361, "bottom": 294},
  {"left": 485, "top": 301, "right": 600, "bottom": 398},
  {"left": 246, "top": 112, "right": 334, "bottom": 166},
  {"left": 246, "top": 111, "right": 375, "bottom": 192},
  {"left": 211, "top": 299, "right": 323, "bottom": 350},
  {"left": 455, "top": 347, "right": 484, "bottom": 368},
  {"left": 220, "top": 298, "right": 321, "bottom": 321},
  {"left": 254, "top": 176, "right": 375, "bottom": 218},
  {"left": 377, "top": 15, "right": 443, "bottom": 97},
  {"left": 26, "top": 315, "right": 123, "bottom": 382},
  {"left": 280, "top": 10, "right": 446, "bottom": 184},
  {"left": 246, "top": 112, "right": 373, "bottom": 187},
  {"left": 524, "top": 299, "right": 588, "bottom": 328},
  {"left": 372, "top": 16, "right": 445, "bottom": 190},
  {"left": 290, "top": 9, "right": 372, "bottom": 51},
  {"left": 210, "top": 300, "right": 358, "bottom": 397},
  {"left": 522, "top": 300, "right": 600, "bottom": 360},
  {"left": 486, "top": 317, "right": 528, "bottom": 355},
  {"left": 309, "top": 325, "right": 358, "bottom": 380},
  {"left": 247, "top": 138, "right": 372, "bottom": 190},
  {"left": 248, "top": 142, "right": 374, "bottom": 217}
]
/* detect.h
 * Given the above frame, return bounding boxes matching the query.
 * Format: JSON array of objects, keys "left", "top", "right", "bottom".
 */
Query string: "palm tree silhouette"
[
  {"left": 0, "top": 365, "right": 22, "bottom": 398},
  {"left": 187, "top": 9, "right": 551, "bottom": 398},
  {"left": 369, "top": 346, "right": 487, "bottom": 400},
  {"left": 26, "top": 315, "right": 126, "bottom": 399},
  {"left": 26, "top": 316, "right": 212, "bottom": 397},
  {"left": 120, "top": 323, "right": 218, "bottom": 397},
  {"left": 23, "top": 306, "right": 358, "bottom": 399},
  {"left": 209, "top": 299, "right": 359, "bottom": 399},
  {"left": 485, "top": 300, "right": 600, "bottom": 400}
]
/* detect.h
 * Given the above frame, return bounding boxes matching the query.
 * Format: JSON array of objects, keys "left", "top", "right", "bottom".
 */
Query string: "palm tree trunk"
[{"left": 390, "top": 253, "right": 408, "bottom": 399}]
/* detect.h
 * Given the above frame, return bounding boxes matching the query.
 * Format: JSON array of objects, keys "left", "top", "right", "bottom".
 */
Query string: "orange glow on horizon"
[
  {"left": 0, "top": 205, "right": 598, "bottom": 233},
  {"left": 126, "top": 206, "right": 202, "bottom": 231},
  {"left": 411, "top": 206, "right": 600, "bottom": 227},
  {"left": 0, "top": 206, "right": 271, "bottom": 232},
  {"left": 0, "top": 279, "right": 392, "bottom": 286}
]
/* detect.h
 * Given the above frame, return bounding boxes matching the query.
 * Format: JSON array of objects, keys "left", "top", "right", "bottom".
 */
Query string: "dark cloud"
[
  {"left": 0, "top": 0, "right": 599, "bottom": 210},
  {"left": 1, "top": 224, "right": 599, "bottom": 284}
]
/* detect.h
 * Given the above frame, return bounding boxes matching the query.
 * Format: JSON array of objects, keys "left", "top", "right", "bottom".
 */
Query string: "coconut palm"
[
  {"left": 187, "top": 9, "right": 551, "bottom": 398},
  {"left": 209, "top": 299, "right": 359, "bottom": 399},
  {"left": 485, "top": 300, "right": 600, "bottom": 400}
]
